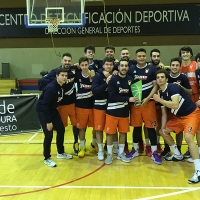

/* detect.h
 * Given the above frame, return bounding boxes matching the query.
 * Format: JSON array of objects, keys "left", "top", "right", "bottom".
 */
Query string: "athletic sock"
[
  {"left": 107, "top": 145, "right": 113, "bottom": 155},
  {"left": 118, "top": 144, "right": 125, "bottom": 154},
  {"left": 170, "top": 144, "right": 180, "bottom": 155},
  {"left": 97, "top": 143, "right": 103, "bottom": 152}
]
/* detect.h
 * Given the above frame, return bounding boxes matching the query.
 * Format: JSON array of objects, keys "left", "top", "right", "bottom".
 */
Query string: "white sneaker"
[
  {"left": 187, "top": 157, "right": 194, "bottom": 163},
  {"left": 44, "top": 158, "right": 56, "bottom": 167},
  {"left": 98, "top": 151, "right": 104, "bottom": 161},
  {"left": 105, "top": 154, "right": 113, "bottom": 165},
  {"left": 188, "top": 170, "right": 200, "bottom": 184},
  {"left": 117, "top": 153, "right": 130, "bottom": 163},
  {"left": 113, "top": 148, "right": 118, "bottom": 154},
  {"left": 57, "top": 153, "right": 73, "bottom": 159}
]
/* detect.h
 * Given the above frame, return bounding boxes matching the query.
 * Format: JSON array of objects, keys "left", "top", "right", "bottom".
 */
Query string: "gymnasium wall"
[{"left": 0, "top": 0, "right": 199, "bottom": 79}]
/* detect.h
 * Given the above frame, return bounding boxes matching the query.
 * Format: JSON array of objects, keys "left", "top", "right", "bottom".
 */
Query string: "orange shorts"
[
  {"left": 104, "top": 114, "right": 129, "bottom": 134},
  {"left": 93, "top": 109, "right": 106, "bottom": 131},
  {"left": 166, "top": 108, "right": 199, "bottom": 135},
  {"left": 190, "top": 93, "right": 199, "bottom": 103},
  {"left": 57, "top": 104, "right": 76, "bottom": 127},
  {"left": 76, "top": 107, "right": 94, "bottom": 129},
  {"left": 197, "top": 108, "right": 200, "bottom": 130},
  {"left": 130, "top": 101, "right": 157, "bottom": 128}
]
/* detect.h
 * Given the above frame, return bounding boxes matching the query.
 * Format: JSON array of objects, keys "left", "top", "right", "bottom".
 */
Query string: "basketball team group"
[{"left": 36, "top": 45, "right": 200, "bottom": 184}]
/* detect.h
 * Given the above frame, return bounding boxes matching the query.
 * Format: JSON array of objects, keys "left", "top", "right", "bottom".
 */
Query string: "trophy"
[{"left": 131, "top": 80, "right": 142, "bottom": 107}]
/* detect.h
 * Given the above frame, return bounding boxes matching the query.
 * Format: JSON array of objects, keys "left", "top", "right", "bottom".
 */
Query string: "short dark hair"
[
  {"left": 62, "top": 53, "right": 72, "bottom": 59},
  {"left": 179, "top": 46, "right": 193, "bottom": 57},
  {"left": 84, "top": 45, "right": 95, "bottom": 53},
  {"left": 195, "top": 53, "right": 200, "bottom": 62},
  {"left": 120, "top": 47, "right": 129, "bottom": 52},
  {"left": 150, "top": 49, "right": 160, "bottom": 57},
  {"left": 79, "top": 57, "right": 89, "bottom": 65},
  {"left": 170, "top": 57, "right": 182, "bottom": 66},
  {"left": 56, "top": 67, "right": 68, "bottom": 75},
  {"left": 119, "top": 59, "right": 129, "bottom": 65},
  {"left": 102, "top": 57, "right": 115, "bottom": 65},
  {"left": 105, "top": 45, "right": 115, "bottom": 52},
  {"left": 136, "top": 48, "right": 146, "bottom": 54},
  {"left": 156, "top": 69, "right": 168, "bottom": 78}
]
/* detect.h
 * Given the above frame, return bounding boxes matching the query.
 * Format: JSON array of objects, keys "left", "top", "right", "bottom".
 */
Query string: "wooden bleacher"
[{"left": 0, "top": 79, "right": 17, "bottom": 95}]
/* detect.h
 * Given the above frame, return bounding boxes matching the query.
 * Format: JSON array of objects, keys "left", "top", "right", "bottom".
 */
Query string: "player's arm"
[
  {"left": 160, "top": 106, "right": 167, "bottom": 129},
  {"left": 179, "top": 85, "right": 192, "bottom": 96},
  {"left": 153, "top": 93, "right": 179, "bottom": 110},
  {"left": 92, "top": 74, "right": 108, "bottom": 95}
]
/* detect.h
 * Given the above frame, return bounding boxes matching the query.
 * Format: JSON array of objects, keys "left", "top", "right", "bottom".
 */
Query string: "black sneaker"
[
  {"left": 160, "top": 149, "right": 171, "bottom": 158},
  {"left": 164, "top": 154, "right": 184, "bottom": 162},
  {"left": 183, "top": 148, "right": 191, "bottom": 158}
]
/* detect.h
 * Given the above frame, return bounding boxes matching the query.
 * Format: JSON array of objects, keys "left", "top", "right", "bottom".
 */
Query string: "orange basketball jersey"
[{"left": 180, "top": 61, "right": 198, "bottom": 95}]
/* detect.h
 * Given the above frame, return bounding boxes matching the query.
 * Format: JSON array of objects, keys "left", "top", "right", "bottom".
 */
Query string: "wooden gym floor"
[{"left": 0, "top": 126, "right": 200, "bottom": 200}]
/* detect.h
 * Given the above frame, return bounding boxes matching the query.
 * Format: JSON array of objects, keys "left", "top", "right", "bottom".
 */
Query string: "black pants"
[{"left": 37, "top": 111, "right": 65, "bottom": 160}]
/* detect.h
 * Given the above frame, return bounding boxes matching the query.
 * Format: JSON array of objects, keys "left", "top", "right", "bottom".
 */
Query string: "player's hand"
[
  {"left": 159, "top": 62, "right": 165, "bottom": 69},
  {"left": 141, "top": 98, "right": 149, "bottom": 105},
  {"left": 196, "top": 100, "right": 200, "bottom": 107},
  {"left": 106, "top": 75, "right": 112, "bottom": 84},
  {"left": 173, "top": 81, "right": 181, "bottom": 86},
  {"left": 90, "top": 70, "right": 95, "bottom": 78},
  {"left": 159, "top": 128, "right": 169, "bottom": 137},
  {"left": 74, "top": 63, "right": 80, "bottom": 69},
  {"left": 153, "top": 90, "right": 161, "bottom": 102},
  {"left": 129, "top": 97, "right": 138, "bottom": 102},
  {"left": 112, "top": 70, "right": 118, "bottom": 75},
  {"left": 47, "top": 123, "right": 53, "bottom": 131},
  {"left": 103, "top": 71, "right": 111, "bottom": 78}
]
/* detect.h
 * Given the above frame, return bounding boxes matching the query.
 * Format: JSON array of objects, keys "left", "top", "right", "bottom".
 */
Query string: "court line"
[
  {"left": 0, "top": 186, "right": 200, "bottom": 190},
  {"left": 135, "top": 188, "right": 200, "bottom": 200},
  {"left": 0, "top": 163, "right": 105, "bottom": 197},
  {"left": 27, "top": 132, "right": 39, "bottom": 142}
]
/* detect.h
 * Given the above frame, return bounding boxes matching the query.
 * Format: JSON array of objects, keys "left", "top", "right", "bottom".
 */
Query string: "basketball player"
[
  {"left": 179, "top": 47, "right": 200, "bottom": 158},
  {"left": 92, "top": 57, "right": 114, "bottom": 160},
  {"left": 75, "top": 57, "right": 94, "bottom": 158},
  {"left": 36, "top": 68, "right": 73, "bottom": 167},
  {"left": 153, "top": 69, "right": 200, "bottom": 184},
  {"left": 104, "top": 59, "right": 138, "bottom": 164},
  {"left": 38, "top": 53, "right": 80, "bottom": 155},
  {"left": 126, "top": 48, "right": 162, "bottom": 165}
]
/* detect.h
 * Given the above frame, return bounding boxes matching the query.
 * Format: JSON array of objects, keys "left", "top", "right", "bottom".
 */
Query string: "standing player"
[
  {"left": 92, "top": 57, "right": 114, "bottom": 160},
  {"left": 75, "top": 57, "right": 94, "bottom": 158},
  {"left": 104, "top": 59, "right": 138, "bottom": 164},
  {"left": 153, "top": 69, "right": 200, "bottom": 184},
  {"left": 126, "top": 48, "right": 162, "bottom": 165},
  {"left": 179, "top": 46, "right": 200, "bottom": 158},
  {"left": 38, "top": 53, "right": 80, "bottom": 155},
  {"left": 36, "top": 68, "right": 73, "bottom": 167}
]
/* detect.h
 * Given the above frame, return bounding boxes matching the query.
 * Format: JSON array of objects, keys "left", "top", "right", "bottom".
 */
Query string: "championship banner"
[
  {"left": 131, "top": 80, "right": 142, "bottom": 106},
  {"left": 0, "top": 94, "right": 40, "bottom": 135},
  {"left": 0, "top": 4, "right": 200, "bottom": 37}
]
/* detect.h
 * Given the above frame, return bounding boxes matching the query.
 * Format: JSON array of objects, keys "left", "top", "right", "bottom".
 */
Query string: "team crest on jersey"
[
  {"left": 128, "top": 80, "right": 132, "bottom": 85},
  {"left": 145, "top": 68, "right": 149, "bottom": 73},
  {"left": 79, "top": 79, "right": 82, "bottom": 82},
  {"left": 133, "top": 70, "right": 136, "bottom": 73},
  {"left": 58, "top": 91, "right": 60, "bottom": 95},
  {"left": 117, "top": 81, "right": 120, "bottom": 84},
  {"left": 103, "top": 78, "right": 106, "bottom": 81},
  {"left": 95, "top": 64, "right": 98, "bottom": 69},
  {"left": 71, "top": 69, "right": 75, "bottom": 74},
  {"left": 166, "top": 92, "right": 168, "bottom": 96}
]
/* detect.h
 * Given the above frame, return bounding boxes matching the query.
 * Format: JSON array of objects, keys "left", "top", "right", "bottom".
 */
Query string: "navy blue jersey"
[
  {"left": 36, "top": 79, "right": 63, "bottom": 123},
  {"left": 160, "top": 83, "right": 196, "bottom": 116},
  {"left": 106, "top": 75, "right": 133, "bottom": 118},
  {"left": 88, "top": 60, "right": 103, "bottom": 73},
  {"left": 168, "top": 73, "right": 191, "bottom": 90},
  {"left": 92, "top": 71, "right": 108, "bottom": 110},
  {"left": 128, "top": 64, "right": 156, "bottom": 100},
  {"left": 75, "top": 71, "right": 93, "bottom": 109},
  {"left": 195, "top": 69, "right": 200, "bottom": 99}
]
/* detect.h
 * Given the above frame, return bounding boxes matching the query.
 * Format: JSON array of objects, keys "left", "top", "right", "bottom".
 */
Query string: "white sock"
[
  {"left": 80, "top": 140, "right": 85, "bottom": 148},
  {"left": 133, "top": 143, "right": 138, "bottom": 151},
  {"left": 118, "top": 144, "right": 125, "bottom": 155},
  {"left": 107, "top": 145, "right": 113, "bottom": 155},
  {"left": 157, "top": 136, "right": 160, "bottom": 144},
  {"left": 98, "top": 143, "right": 103, "bottom": 152},
  {"left": 145, "top": 139, "right": 150, "bottom": 146},
  {"left": 92, "top": 138, "right": 97, "bottom": 144},
  {"left": 113, "top": 141, "right": 118, "bottom": 149},
  {"left": 198, "top": 147, "right": 200, "bottom": 155},
  {"left": 193, "top": 159, "right": 200, "bottom": 171},
  {"left": 151, "top": 145, "right": 157, "bottom": 153},
  {"left": 170, "top": 144, "right": 180, "bottom": 155}
]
